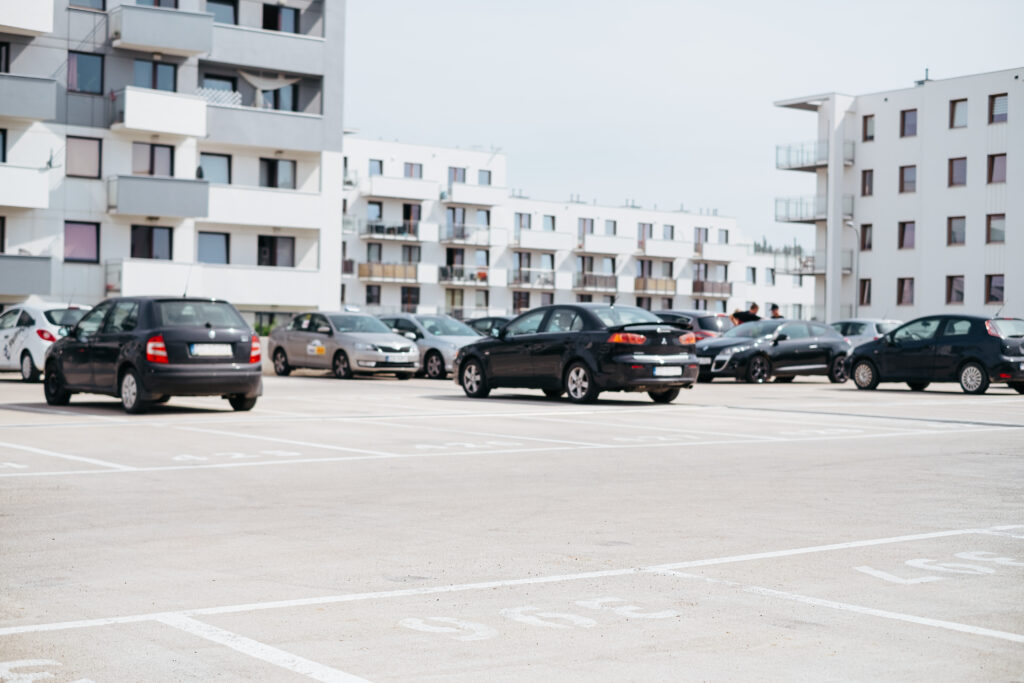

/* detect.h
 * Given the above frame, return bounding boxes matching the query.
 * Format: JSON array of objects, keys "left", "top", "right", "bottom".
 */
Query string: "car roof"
[{"left": 657, "top": 309, "right": 727, "bottom": 318}]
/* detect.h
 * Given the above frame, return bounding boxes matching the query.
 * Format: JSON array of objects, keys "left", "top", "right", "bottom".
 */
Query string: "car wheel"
[
  {"left": 542, "top": 389, "right": 563, "bottom": 399},
  {"left": 744, "top": 355, "right": 771, "bottom": 384},
  {"left": 120, "top": 367, "right": 149, "bottom": 414},
  {"left": 229, "top": 395, "right": 257, "bottom": 411},
  {"left": 396, "top": 373, "right": 414, "bottom": 380},
  {"left": 43, "top": 363, "right": 71, "bottom": 406},
  {"left": 564, "top": 362, "right": 600, "bottom": 404},
  {"left": 649, "top": 387, "right": 680, "bottom": 403},
  {"left": 907, "top": 381, "right": 930, "bottom": 392},
  {"left": 774, "top": 376, "right": 795, "bottom": 383},
  {"left": 20, "top": 352, "right": 39, "bottom": 382},
  {"left": 273, "top": 349, "right": 291, "bottom": 376},
  {"left": 460, "top": 359, "right": 490, "bottom": 398},
  {"left": 828, "top": 355, "right": 848, "bottom": 383},
  {"left": 1010, "top": 383, "right": 1024, "bottom": 394},
  {"left": 852, "top": 360, "right": 879, "bottom": 390},
  {"left": 425, "top": 351, "right": 446, "bottom": 380},
  {"left": 333, "top": 351, "right": 353, "bottom": 379},
  {"left": 958, "top": 362, "right": 989, "bottom": 395}
]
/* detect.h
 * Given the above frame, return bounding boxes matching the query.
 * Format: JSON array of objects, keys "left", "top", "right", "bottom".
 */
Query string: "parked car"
[
  {"left": 377, "top": 313, "right": 479, "bottom": 379},
  {"left": 847, "top": 315, "right": 1024, "bottom": 394},
  {"left": 465, "top": 315, "right": 512, "bottom": 338},
  {"left": 268, "top": 311, "right": 419, "bottom": 379},
  {"left": 43, "top": 297, "right": 262, "bottom": 413},
  {"left": 454, "top": 304, "right": 699, "bottom": 403},
  {"left": 0, "top": 303, "right": 90, "bottom": 381},
  {"left": 831, "top": 318, "right": 902, "bottom": 350},
  {"left": 655, "top": 309, "right": 734, "bottom": 340},
  {"left": 695, "top": 319, "right": 851, "bottom": 383}
]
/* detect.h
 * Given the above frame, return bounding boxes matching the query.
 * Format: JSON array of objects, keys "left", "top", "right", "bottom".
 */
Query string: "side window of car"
[
  {"left": 942, "top": 318, "right": 973, "bottom": 337},
  {"left": 893, "top": 318, "right": 940, "bottom": 343},
  {"left": 780, "top": 322, "right": 810, "bottom": 339},
  {"left": 809, "top": 323, "right": 833, "bottom": 337},
  {"left": 0, "top": 310, "right": 20, "bottom": 330},
  {"left": 289, "top": 314, "right": 309, "bottom": 331},
  {"left": 310, "top": 315, "right": 331, "bottom": 333},
  {"left": 506, "top": 310, "right": 547, "bottom": 337},
  {"left": 544, "top": 309, "right": 581, "bottom": 333},
  {"left": 394, "top": 319, "right": 420, "bottom": 337},
  {"left": 77, "top": 301, "right": 114, "bottom": 337},
  {"left": 103, "top": 301, "right": 139, "bottom": 334},
  {"left": 17, "top": 311, "right": 35, "bottom": 327}
]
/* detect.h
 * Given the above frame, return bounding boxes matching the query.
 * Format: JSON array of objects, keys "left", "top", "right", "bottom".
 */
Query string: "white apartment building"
[
  {"left": 0, "top": 0, "right": 345, "bottom": 330},
  {"left": 775, "top": 67, "right": 1021, "bottom": 322},
  {"left": 341, "top": 137, "right": 813, "bottom": 320}
]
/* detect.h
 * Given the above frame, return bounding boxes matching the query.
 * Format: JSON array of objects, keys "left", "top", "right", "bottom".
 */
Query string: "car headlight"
[
  {"left": 354, "top": 342, "right": 379, "bottom": 351},
  {"left": 719, "top": 346, "right": 748, "bottom": 357}
]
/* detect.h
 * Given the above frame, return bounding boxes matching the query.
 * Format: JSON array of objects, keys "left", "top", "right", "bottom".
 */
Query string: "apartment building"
[
  {"left": 341, "top": 137, "right": 813, "bottom": 320},
  {"left": 775, "top": 67, "right": 1021, "bottom": 321},
  {"left": 0, "top": 0, "right": 345, "bottom": 327}
]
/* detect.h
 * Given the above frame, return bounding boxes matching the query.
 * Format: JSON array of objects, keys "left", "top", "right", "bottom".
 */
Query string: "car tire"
[
  {"left": 396, "top": 373, "right": 414, "bottom": 380},
  {"left": 20, "top": 352, "right": 39, "bottom": 382},
  {"left": 119, "top": 367, "right": 149, "bottom": 414},
  {"left": 229, "top": 395, "right": 257, "bottom": 411},
  {"left": 542, "top": 389, "right": 563, "bottom": 399},
  {"left": 425, "top": 351, "right": 446, "bottom": 380},
  {"left": 828, "top": 355, "right": 848, "bottom": 383},
  {"left": 958, "top": 362, "right": 989, "bottom": 395},
  {"left": 564, "top": 362, "right": 600, "bottom": 404},
  {"left": 907, "top": 381, "right": 930, "bottom": 391},
  {"left": 852, "top": 360, "right": 879, "bottom": 390},
  {"left": 774, "top": 376, "right": 795, "bottom": 383},
  {"left": 744, "top": 355, "right": 771, "bottom": 384},
  {"left": 43, "top": 363, "right": 71, "bottom": 406},
  {"left": 272, "top": 349, "right": 291, "bottom": 376},
  {"left": 1010, "top": 383, "right": 1024, "bottom": 394},
  {"left": 460, "top": 359, "right": 490, "bottom": 398},
  {"left": 649, "top": 387, "right": 680, "bottom": 403},
  {"left": 333, "top": 351, "right": 353, "bottom": 379}
]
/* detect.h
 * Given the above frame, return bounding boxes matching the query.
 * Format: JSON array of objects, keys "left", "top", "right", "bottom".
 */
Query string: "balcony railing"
[
  {"left": 508, "top": 268, "right": 555, "bottom": 288},
  {"left": 0, "top": 74, "right": 57, "bottom": 121},
  {"left": 440, "top": 223, "right": 490, "bottom": 244},
  {"left": 776, "top": 140, "right": 855, "bottom": 170},
  {"left": 634, "top": 277, "right": 675, "bottom": 294},
  {"left": 774, "top": 195, "right": 853, "bottom": 223},
  {"left": 359, "top": 220, "right": 421, "bottom": 241},
  {"left": 574, "top": 273, "right": 617, "bottom": 291},
  {"left": 439, "top": 265, "right": 489, "bottom": 285},
  {"left": 0, "top": 254, "right": 51, "bottom": 296},
  {"left": 109, "top": 4, "right": 213, "bottom": 56},
  {"left": 774, "top": 250, "right": 854, "bottom": 276},
  {"left": 692, "top": 280, "right": 732, "bottom": 296},
  {"left": 444, "top": 306, "right": 493, "bottom": 321},
  {"left": 357, "top": 262, "right": 418, "bottom": 282},
  {"left": 110, "top": 87, "right": 207, "bottom": 138}
]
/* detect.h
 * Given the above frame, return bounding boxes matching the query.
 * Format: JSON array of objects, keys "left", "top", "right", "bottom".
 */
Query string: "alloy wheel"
[
  {"left": 121, "top": 373, "right": 138, "bottom": 409},
  {"left": 463, "top": 363, "right": 481, "bottom": 394},
  {"left": 567, "top": 366, "right": 589, "bottom": 399}
]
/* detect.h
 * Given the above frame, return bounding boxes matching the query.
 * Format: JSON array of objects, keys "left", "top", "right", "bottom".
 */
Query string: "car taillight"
[
  {"left": 250, "top": 336, "right": 261, "bottom": 364},
  {"left": 692, "top": 330, "right": 716, "bottom": 340},
  {"left": 607, "top": 332, "right": 647, "bottom": 345},
  {"left": 36, "top": 329, "right": 57, "bottom": 343},
  {"left": 985, "top": 320, "right": 1002, "bottom": 338},
  {"left": 678, "top": 333, "right": 697, "bottom": 345},
  {"left": 146, "top": 335, "right": 169, "bottom": 364}
]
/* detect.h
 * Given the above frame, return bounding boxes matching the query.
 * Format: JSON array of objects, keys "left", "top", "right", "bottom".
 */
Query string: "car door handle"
[{"left": 809, "top": 344, "right": 818, "bottom": 349}]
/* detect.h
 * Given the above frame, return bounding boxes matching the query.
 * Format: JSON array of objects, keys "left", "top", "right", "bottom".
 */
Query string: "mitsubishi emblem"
[{"left": 661, "top": 338, "right": 667, "bottom": 345}]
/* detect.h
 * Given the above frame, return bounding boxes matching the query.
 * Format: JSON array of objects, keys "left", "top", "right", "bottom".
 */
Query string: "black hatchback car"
[
  {"left": 454, "top": 304, "right": 699, "bottom": 403},
  {"left": 847, "top": 315, "right": 1024, "bottom": 394},
  {"left": 44, "top": 297, "right": 263, "bottom": 413}
]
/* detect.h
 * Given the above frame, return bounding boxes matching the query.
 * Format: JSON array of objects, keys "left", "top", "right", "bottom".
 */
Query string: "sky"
[{"left": 343, "top": 0, "right": 1024, "bottom": 248}]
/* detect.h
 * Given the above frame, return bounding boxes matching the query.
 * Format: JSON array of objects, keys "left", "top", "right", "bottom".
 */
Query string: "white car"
[{"left": 0, "top": 303, "right": 90, "bottom": 381}]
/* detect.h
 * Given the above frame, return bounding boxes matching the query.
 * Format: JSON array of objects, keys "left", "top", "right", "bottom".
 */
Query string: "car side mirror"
[
  {"left": 774, "top": 333, "right": 788, "bottom": 343},
  {"left": 885, "top": 333, "right": 896, "bottom": 346},
  {"left": 491, "top": 327, "right": 501, "bottom": 338},
  {"left": 403, "top": 331, "right": 418, "bottom": 341}
]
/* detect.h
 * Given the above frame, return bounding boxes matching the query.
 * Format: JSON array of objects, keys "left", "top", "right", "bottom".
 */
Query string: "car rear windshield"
[
  {"left": 722, "top": 320, "right": 784, "bottom": 339},
  {"left": 155, "top": 301, "right": 247, "bottom": 329},
  {"left": 989, "top": 319, "right": 1024, "bottom": 338},
  {"left": 592, "top": 306, "right": 662, "bottom": 327},
  {"left": 329, "top": 315, "right": 391, "bottom": 334},
  {"left": 877, "top": 322, "right": 901, "bottom": 334},
  {"left": 415, "top": 316, "right": 477, "bottom": 336},
  {"left": 45, "top": 308, "right": 88, "bottom": 327},
  {"left": 698, "top": 315, "right": 733, "bottom": 332}
]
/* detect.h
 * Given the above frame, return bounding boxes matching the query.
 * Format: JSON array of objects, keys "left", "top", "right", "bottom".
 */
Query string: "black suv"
[
  {"left": 44, "top": 297, "right": 263, "bottom": 413},
  {"left": 847, "top": 315, "right": 1024, "bottom": 394}
]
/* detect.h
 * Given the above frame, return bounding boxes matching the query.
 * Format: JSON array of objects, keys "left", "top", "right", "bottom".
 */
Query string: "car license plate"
[
  {"left": 653, "top": 365, "right": 682, "bottom": 377},
  {"left": 190, "top": 343, "right": 233, "bottom": 357},
  {"left": 697, "top": 357, "right": 711, "bottom": 366}
]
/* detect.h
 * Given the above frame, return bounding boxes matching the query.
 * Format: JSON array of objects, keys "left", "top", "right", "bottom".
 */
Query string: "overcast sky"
[{"left": 343, "top": 0, "right": 1023, "bottom": 248}]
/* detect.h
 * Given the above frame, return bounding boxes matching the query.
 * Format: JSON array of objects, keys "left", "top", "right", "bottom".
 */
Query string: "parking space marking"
[
  {"left": 0, "top": 440, "right": 135, "bottom": 471},
  {"left": 176, "top": 426, "right": 402, "bottom": 458},
  {"left": 723, "top": 404, "right": 1024, "bottom": 429},
  {"left": 155, "top": 614, "right": 369, "bottom": 683},
  {"left": 357, "top": 418, "right": 613, "bottom": 448},
  {"left": 530, "top": 414, "right": 790, "bottom": 442}
]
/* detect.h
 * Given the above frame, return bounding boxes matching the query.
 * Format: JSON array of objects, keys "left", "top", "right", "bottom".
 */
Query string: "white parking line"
[
  {"left": 357, "top": 418, "right": 614, "bottom": 448},
  {"left": 0, "top": 441, "right": 135, "bottom": 471},
  {"left": 176, "top": 426, "right": 402, "bottom": 458}
]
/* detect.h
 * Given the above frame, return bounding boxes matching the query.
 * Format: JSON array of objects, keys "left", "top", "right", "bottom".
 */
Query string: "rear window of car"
[
  {"left": 989, "top": 319, "right": 1024, "bottom": 338},
  {"left": 698, "top": 315, "right": 733, "bottom": 332},
  {"left": 592, "top": 306, "right": 662, "bottom": 327},
  {"left": 415, "top": 315, "right": 477, "bottom": 336},
  {"left": 877, "top": 322, "right": 901, "bottom": 334},
  {"left": 155, "top": 301, "right": 247, "bottom": 329},
  {"left": 45, "top": 308, "right": 88, "bottom": 326}
]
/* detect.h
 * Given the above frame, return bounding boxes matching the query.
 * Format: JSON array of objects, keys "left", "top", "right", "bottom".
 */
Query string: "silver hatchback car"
[
  {"left": 377, "top": 313, "right": 481, "bottom": 379},
  {"left": 268, "top": 312, "right": 420, "bottom": 379}
]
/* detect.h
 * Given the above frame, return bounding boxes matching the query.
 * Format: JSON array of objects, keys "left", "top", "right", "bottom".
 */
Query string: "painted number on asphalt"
[
  {"left": 171, "top": 450, "right": 302, "bottom": 462},
  {"left": 855, "top": 551, "right": 1023, "bottom": 584},
  {"left": 0, "top": 659, "right": 94, "bottom": 682}
]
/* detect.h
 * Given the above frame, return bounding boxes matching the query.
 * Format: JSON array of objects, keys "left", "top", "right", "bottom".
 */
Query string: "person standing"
[
  {"left": 734, "top": 303, "right": 761, "bottom": 323},
  {"left": 769, "top": 304, "right": 783, "bottom": 319}
]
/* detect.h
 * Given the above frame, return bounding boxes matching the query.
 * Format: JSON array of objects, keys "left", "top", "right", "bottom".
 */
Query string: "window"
[
  {"left": 897, "top": 278, "right": 914, "bottom": 305},
  {"left": 405, "top": 203, "right": 423, "bottom": 229},
  {"left": 447, "top": 166, "right": 466, "bottom": 184},
  {"left": 942, "top": 318, "right": 974, "bottom": 337},
  {"left": 137, "top": 0, "right": 178, "bottom": 6},
  {"left": 693, "top": 227, "right": 708, "bottom": 244},
  {"left": 197, "top": 232, "right": 229, "bottom": 264},
  {"left": 604, "top": 220, "right": 616, "bottom": 235},
  {"left": 793, "top": 274, "right": 802, "bottom": 287},
  {"left": 899, "top": 165, "right": 916, "bottom": 193},
  {"left": 898, "top": 221, "right": 915, "bottom": 249},
  {"left": 102, "top": 301, "right": 139, "bottom": 334},
  {"left": 861, "top": 169, "right": 873, "bottom": 196},
  {"left": 400, "top": 287, "right": 419, "bottom": 312},
  {"left": 263, "top": 4, "right": 298, "bottom": 32},
  {"left": 401, "top": 245, "right": 421, "bottom": 264},
  {"left": 746, "top": 267, "right": 756, "bottom": 284},
  {"left": 0, "top": 42, "right": 9, "bottom": 73},
  {"left": 637, "top": 222, "right": 653, "bottom": 245},
  {"left": 767, "top": 268, "right": 775, "bottom": 286},
  {"left": 0, "top": 216, "right": 4, "bottom": 253},
  {"left": 64, "top": 221, "right": 99, "bottom": 263},
  {"left": 259, "top": 158, "right": 296, "bottom": 189},
  {"left": 478, "top": 170, "right": 491, "bottom": 186},
  {"left": 948, "top": 157, "right": 966, "bottom": 186},
  {"left": 130, "top": 225, "right": 172, "bottom": 260},
  {"left": 663, "top": 225, "right": 674, "bottom": 240},
  {"left": 258, "top": 235, "right": 295, "bottom": 267},
  {"left": 515, "top": 213, "right": 531, "bottom": 231},
  {"left": 950, "top": 99, "right": 967, "bottom": 128},
  {"left": 988, "top": 154, "right": 1006, "bottom": 183},
  {"left": 718, "top": 229, "right": 729, "bottom": 244},
  {"left": 543, "top": 215, "right": 555, "bottom": 231},
  {"left": 203, "top": 74, "right": 236, "bottom": 92},
  {"left": 404, "top": 162, "right": 422, "bottom": 179},
  {"left": 512, "top": 291, "right": 530, "bottom": 313},
  {"left": 367, "top": 202, "right": 383, "bottom": 222},
  {"left": 577, "top": 218, "right": 594, "bottom": 240},
  {"left": 199, "top": 153, "right": 231, "bottom": 184},
  {"left": 69, "top": 0, "right": 104, "bottom": 9},
  {"left": 985, "top": 274, "right": 1004, "bottom": 304},
  {"left": 68, "top": 52, "right": 103, "bottom": 94},
  {"left": 989, "top": 93, "right": 1007, "bottom": 123},
  {"left": 860, "top": 224, "right": 872, "bottom": 251},
  {"left": 637, "top": 259, "right": 652, "bottom": 278},
  {"left": 636, "top": 297, "right": 652, "bottom": 311},
  {"left": 207, "top": 0, "right": 237, "bottom": 24},
  {"left": 541, "top": 292, "right": 554, "bottom": 306},
  {"left": 900, "top": 109, "right": 917, "bottom": 137},
  {"left": 947, "top": 217, "right": 966, "bottom": 246},
  {"left": 365, "top": 285, "right": 380, "bottom": 305},
  {"left": 660, "top": 261, "right": 673, "bottom": 278},
  {"left": 262, "top": 84, "right": 297, "bottom": 111},
  {"left": 862, "top": 114, "right": 874, "bottom": 141},
  {"left": 859, "top": 279, "right": 871, "bottom": 306},
  {"left": 132, "top": 142, "right": 173, "bottom": 176},
  {"left": 66, "top": 136, "right": 101, "bottom": 178},
  {"left": 369, "top": 159, "right": 383, "bottom": 176},
  {"left": 366, "top": 242, "right": 381, "bottom": 263},
  {"left": 987, "top": 214, "right": 1005, "bottom": 243},
  {"left": 475, "top": 209, "right": 489, "bottom": 227},
  {"left": 945, "top": 275, "right": 965, "bottom": 304},
  {"left": 133, "top": 59, "right": 176, "bottom": 92}
]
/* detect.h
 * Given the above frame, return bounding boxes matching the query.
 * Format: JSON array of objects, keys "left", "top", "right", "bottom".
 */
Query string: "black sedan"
[
  {"left": 847, "top": 315, "right": 1024, "bottom": 394},
  {"left": 453, "top": 304, "right": 698, "bottom": 403},
  {"left": 695, "top": 319, "right": 851, "bottom": 383},
  {"left": 44, "top": 297, "right": 263, "bottom": 413}
]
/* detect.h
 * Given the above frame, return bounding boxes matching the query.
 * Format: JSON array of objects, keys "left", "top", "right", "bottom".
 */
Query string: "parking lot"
[{"left": 0, "top": 371, "right": 1021, "bottom": 681}]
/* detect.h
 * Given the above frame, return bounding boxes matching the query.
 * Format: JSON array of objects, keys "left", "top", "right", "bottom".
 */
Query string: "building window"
[
  {"left": 0, "top": 216, "right": 4, "bottom": 253},
  {"left": 401, "top": 287, "right": 420, "bottom": 312},
  {"left": 948, "top": 157, "right": 967, "bottom": 186},
  {"left": 259, "top": 158, "right": 296, "bottom": 189},
  {"left": 475, "top": 209, "right": 490, "bottom": 227},
  {"left": 898, "top": 221, "right": 915, "bottom": 249},
  {"left": 132, "top": 142, "right": 173, "bottom": 176},
  {"left": 405, "top": 203, "right": 423, "bottom": 230},
  {"left": 199, "top": 153, "right": 231, "bottom": 184},
  {"left": 989, "top": 93, "right": 1008, "bottom": 123},
  {"left": 859, "top": 279, "right": 871, "bottom": 306},
  {"left": 68, "top": 52, "right": 103, "bottom": 94},
  {"left": 637, "top": 259, "right": 652, "bottom": 278},
  {"left": 899, "top": 165, "right": 916, "bottom": 193},
  {"left": 0, "top": 42, "right": 8, "bottom": 73},
  {"left": 366, "top": 242, "right": 381, "bottom": 263},
  {"left": 947, "top": 217, "right": 966, "bottom": 246},
  {"left": 543, "top": 215, "right": 555, "bottom": 231},
  {"left": 946, "top": 275, "right": 965, "bottom": 304},
  {"left": 447, "top": 167, "right": 466, "bottom": 184},
  {"left": 367, "top": 202, "right": 383, "bottom": 223},
  {"left": 663, "top": 224, "right": 674, "bottom": 240},
  {"left": 949, "top": 99, "right": 967, "bottom": 128},
  {"left": 258, "top": 235, "right": 295, "bottom": 267},
  {"left": 636, "top": 297, "right": 652, "bottom": 311},
  {"left": 860, "top": 224, "right": 872, "bottom": 251},
  {"left": 861, "top": 169, "right": 873, "bottom": 196},
  {"left": 65, "top": 136, "right": 101, "bottom": 178},
  {"left": 365, "top": 285, "right": 380, "bottom": 305},
  {"left": 985, "top": 274, "right": 1004, "bottom": 304},
  {"left": 133, "top": 59, "right": 176, "bottom": 92},
  {"left": 64, "top": 221, "right": 99, "bottom": 263},
  {"left": 368, "top": 159, "right": 383, "bottom": 176},
  {"left": 262, "top": 83, "right": 297, "bottom": 111},
  {"left": 637, "top": 222, "right": 653, "bottom": 245},
  {"left": 207, "top": 0, "right": 237, "bottom": 24},
  {"left": 69, "top": 0, "right": 104, "bottom": 9},
  {"left": 401, "top": 245, "right": 421, "bottom": 264},
  {"left": 718, "top": 229, "right": 729, "bottom": 244},
  {"left": 694, "top": 227, "right": 708, "bottom": 244},
  {"left": 262, "top": 4, "right": 298, "bottom": 32},
  {"left": 197, "top": 231, "right": 229, "bottom": 264},
  {"left": 767, "top": 268, "right": 776, "bottom": 286},
  {"left": 540, "top": 292, "right": 554, "bottom": 306},
  {"left": 604, "top": 220, "right": 616, "bottom": 236},
  {"left": 130, "top": 225, "right": 172, "bottom": 260},
  {"left": 988, "top": 154, "right": 1006, "bottom": 183},
  {"left": 862, "top": 114, "right": 874, "bottom": 141},
  {"left": 515, "top": 213, "right": 531, "bottom": 230},
  {"left": 746, "top": 267, "right": 756, "bottom": 284},
  {"left": 900, "top": 109, "right": 917, "bottom": 137},
  {"left": 478, "top": 170, "right": 492, "bottom": 186},
  {"left": 403, "top": 162, "right": 422, "bottom": 179},
  {"left": 897, "top": 278, "right": 914, "bottom": 305},
  {"left": 512, "top": 291, "right": 530, "bottom": 313},
  {"left": 987, "top": 214, "right": 1005, "bottom": 243},
  {"left": 203, "top": 74, "right": 236, "bottom": 92},
  {"left": 137, "top": 0, "right": 178, "bottom": 6}
]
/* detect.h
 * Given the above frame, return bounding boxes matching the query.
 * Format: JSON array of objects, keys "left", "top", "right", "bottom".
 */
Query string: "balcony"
[
  {"left": 440, "top": 223, "right": 491, "bottom": 246},
  {"left": 208, "top": 185, "right": 322, "bottom": 229},
  {"left": 775, "top": 195, "right": 854, "bottom": 223},
  {"left": 774, "top": 250, "right": 853, "bottom": 276},
  {"left": 775, "top": 140, "right": 855, "bottom": 171},
  {"left": 0, "top": 255, "right": 51, "bottom": 296},
  {"left": 209, "top": 24, "right": 325, "bottom": 75},
  {"left": 0, "top": 3, "right": 53, "bottom": 36},
  {"left": 357, "top": 263, "right": 419, "bottom": 283},
  {"left": 512, "top": 228, "right": 573, "bottom": 251},
  {"left": 438, "top": 265, "right": 490, "bottom": 287},
  {"left": 0, "top": 164, "right": 50, "bottom": 209},
  {"left": 692, "top": 241, "right": 749, "bottom": 262},
  {"left": 105, "top": 259, "right": 321, "bottom": 308},
  {"left": 0, "top": 74, "right": 57, "bottom": 121},
  {"left": 639, "top": 238, "right": 689, "bottom": 259},
  {"left": 354, "top": 219, "right": 423, "bottom": 242},
  {"left": 444, "top": 306, "right": 496, "bottom": 321},
  {"left": 634, "top": 277, "right": 676, "bottom": 295},
  {"left": 107, "top": 176, "right": 209, "bottom": 218},
  {"left": 109, "top": 5, "right": 213, "bottom": 57},
  {"left": 691, "top": 280, "right": 732, "bottom": 297},
  {"left": 508, "top": 268, "right": 556, "bottom": 289},
  {"left": 444, "top": 183, "right": 507, "bottom": 206},
  {"left": 110, "top": 87, "right": 207, "bottom": 138},
  {"left": 576, "top": 233, "right": 635, "bottom": 254},
  {"left": 365, "top": 175, "right": 438, "bottom": 201},
  {"left": 574, "top": 273, "right": 617, "bottom": 292},
  {"left": 205, "top": 102, "right": 324, "bottom": 152}
]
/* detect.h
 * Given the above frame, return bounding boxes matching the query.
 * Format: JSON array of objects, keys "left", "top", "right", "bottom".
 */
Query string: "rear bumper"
[
  {"left": 600, "top": 353, "right": 699, "bottom": 391},
  {"left": 141, "top": 363, "right": 263, "bottom": 398},
  {"left": 991, "top": 357, "right": 1024, "bottom": 382}
]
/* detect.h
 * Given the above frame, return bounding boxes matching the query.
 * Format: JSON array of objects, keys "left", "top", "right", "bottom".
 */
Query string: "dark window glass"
[
  {"left": 66, "top": 136, "right": 101, "bottom": 178},
  {"left": 862, "top": 114, "right": 874, "bottom": 141},
  {"left": 947, "top": 217, "right": 966, "bottom": 245},
  {"left": 948, "top": 157, "right": 966, "bottom": 186},
  {"left": 155, "top": 301, "right": 246, "bottom": 328},
  {"left": 985, "top": 274, "right": 1004, "bottom": 304},
  {"left": 197, "top": 232, "right": 229, "bottom": 264},
  {"left": 478, "top": 170, "right": 491, "bottom": 186},
  {"left": 401, "top": 287, "right": 420, "bottom": 309},
  {"left": 369, "top": 159, "right": 383, "bottom": 176},
  {"left": 137, "top": 0, "right": 179, "bottom": 6},
  {"left": 365, "top": 285, "right": 380, "bottom": 305},
  {"left": 946, "top": 276, "right": 965, "bottom": 304},
  {"left": 207, "top": 0, "right": 237, "bottom": 24},
  {"left": 64, "top": 222, "right": 99, "bottom": 262},
  {"left": 859, "top": 279, "right": 871, "bottom": 306},
  {"left": 258, "top": 235, "right": 295, "bottom": 267},
  {"left": 0, "top": 216, "right": 5, "bottom": 253},
  {"left": 262, "top": 83, "right": 297, "bottom": 111},
  {"left": 899, "top": 165, "right": 916, "bottom": 192},
  {"left": 133, "top": 60, "right": 176, "bottom": 91},
  {"left": 512, "top": 291, "right": 530, "bottom": 312},
  {"left": 861, "top": 169, "right": 873, "bottom": 196},
  {"left": 132, "top": 142, "right": 174, "bottom": 176},
  {"left": 448, "top": 166, "right": 466, "bottom": 184},
  {"left": 860, "top": 224, "right": 872, "bottom": 251},
  {"left": 259, "top": 158, "right": 296, "bottom": 189},
  {"left": 950, "top": 99, "right": 967, "bottom": 128},
  {"left": 203, "top": 75, "right": 236, "bottom": 91},
  {"left": 131, "top": 225, "right": 172, "bottom": 260},
  {"left": 68, "top": 52, "right": 103, "bottom": 94},
  {"left": 898, "top": 221, "right": 915, "bottom": 249},
  {"left": 69, "top": 0, "right": 104, "bottom": 9},
  {"left": 0, "top": 42, "right": 10, "bottom": 73},
  {"left": 897, "top": 278, "right": 915, "bottom": 306},
  {"left": 263, "top": 5, "right": 298, "bottom": 32},
  {"left": 988, "top": 154, "right": 1006, "bottom": 183},
  {"left": 104, "top": 301, "right": 140, "bottom": 334},
  {"left": 200, "top": 153, "right": 231, "bottom": 183},
  {"left": 900, "top": 109, "right": 917, "bottom": 137},
  {"left": 404, "top": 162, "right": 422, "bottom": 178},
  {"left": 989, "top": 93, "right": 1007, "bottom": 123},
  {"left": 987, "top": 214, "right": 1005, "bottom": 243}
]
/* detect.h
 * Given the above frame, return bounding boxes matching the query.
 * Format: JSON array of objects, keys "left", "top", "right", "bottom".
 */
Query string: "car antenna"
[
  {"left": 182, "top": 263, "right": 194, "bottom": 298},
  {"left": 994, "top": 305, "right": 1004, "bottom": 317}
]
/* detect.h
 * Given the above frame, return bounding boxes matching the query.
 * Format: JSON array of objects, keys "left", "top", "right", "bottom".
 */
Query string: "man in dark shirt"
[
  {"left": 734, "top": 303, "right": 761, "bottom": 323},
  {"left": 770, "top": 304, "right": 783, "bottom": 319}
]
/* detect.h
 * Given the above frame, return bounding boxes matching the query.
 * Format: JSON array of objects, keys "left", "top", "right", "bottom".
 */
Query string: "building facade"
[{"left": 775, "top": 68, "right": 1021, "bottom": 321}]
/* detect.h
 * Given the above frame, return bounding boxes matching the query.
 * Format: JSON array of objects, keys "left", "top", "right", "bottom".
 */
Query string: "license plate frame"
[
  {"left": 189, "top": 343, "right": 234, "bottom": 358},
  {"left": 653, "top": 365, "right": 683, "bottom": 377}
]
